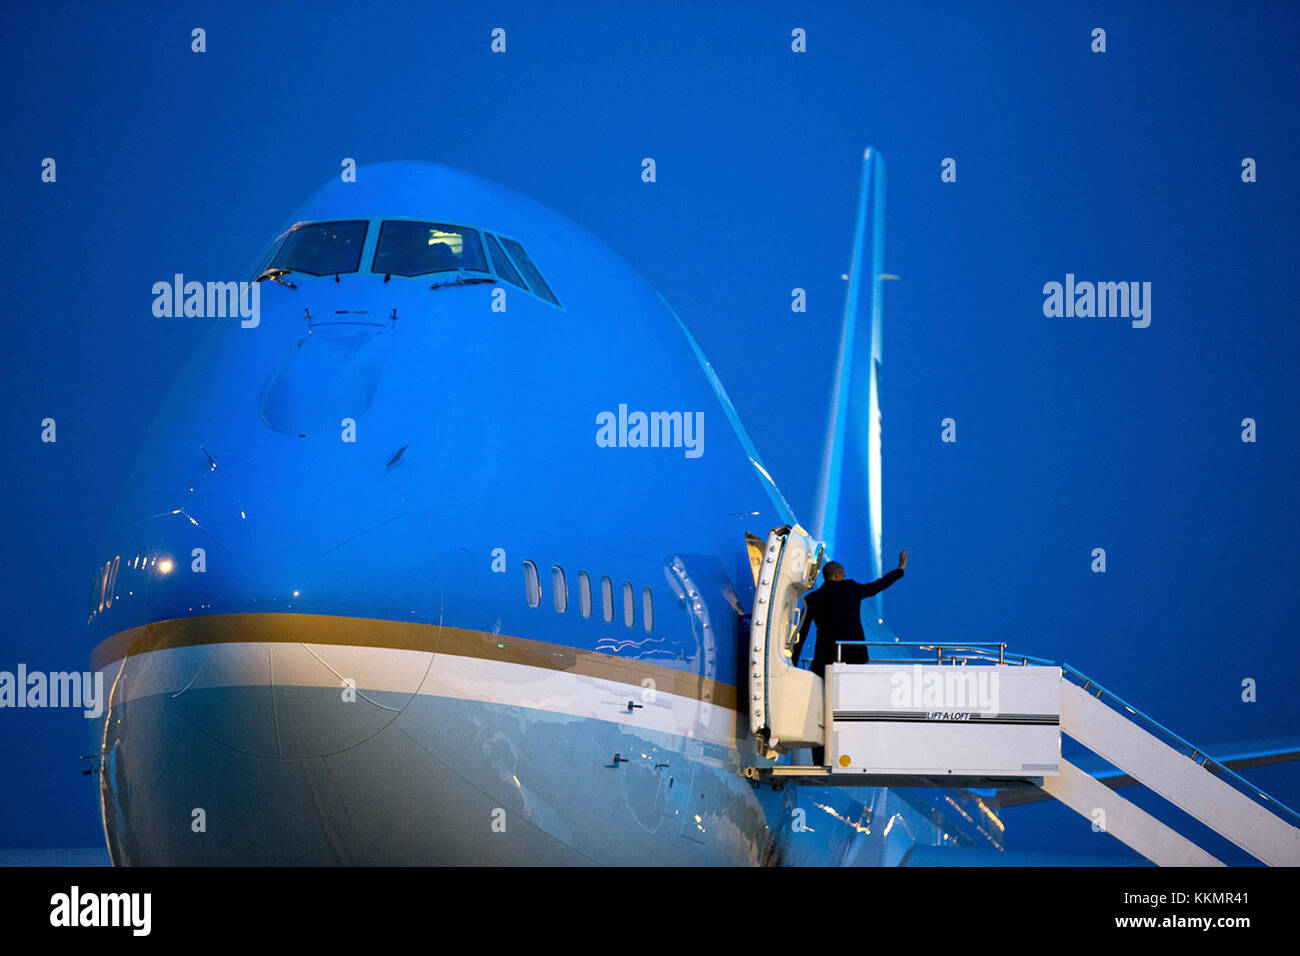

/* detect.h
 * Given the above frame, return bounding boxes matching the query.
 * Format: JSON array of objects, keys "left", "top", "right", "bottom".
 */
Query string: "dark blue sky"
[{"left": 1, "top": 1, "right": 1296, "bottom": 859}]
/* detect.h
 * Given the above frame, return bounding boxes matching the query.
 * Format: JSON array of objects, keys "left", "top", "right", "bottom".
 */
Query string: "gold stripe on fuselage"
[{"left": 89, "top": 612, "right": 738, "bottom": 711}]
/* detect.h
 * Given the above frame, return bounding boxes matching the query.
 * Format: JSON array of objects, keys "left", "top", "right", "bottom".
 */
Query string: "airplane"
[{"left": 82, "top": 150, "right": 1298, "bottom": 865}]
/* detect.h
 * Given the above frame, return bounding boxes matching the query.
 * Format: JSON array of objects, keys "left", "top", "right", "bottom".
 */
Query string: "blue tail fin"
[{"left": 812, "top": 148, "right": 891, "bottom": 631}]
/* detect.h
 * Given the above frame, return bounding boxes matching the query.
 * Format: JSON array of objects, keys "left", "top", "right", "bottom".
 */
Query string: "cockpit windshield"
[
  {"left": 372, "top": 221, "right": 487, "bottom": 276},
  {"left": 268, "top": 220, "right": 368, "bottom": 276}
]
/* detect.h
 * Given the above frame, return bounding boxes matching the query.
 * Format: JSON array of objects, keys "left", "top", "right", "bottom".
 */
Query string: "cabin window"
[
  {"left": 622, "top": 581, "right": 635, "bottom": 628},
  {"left": 642, "top": 587, "right": 654, "bottom": 633},
  {"left": 523, "top": 560, "right": 541, "bottom": 608},
  {"left": 105, "top": 556, "right": 120, "bottom": 609},
  {"left": 267, "top": 220, "right": 368, "bottom": 276},
  {"left": 372, "top": 220, "right": 488, "bottom": 276},
  {"left": 552, "top": 565, "right": 567, "bottom": 613},
  {"left": 600, "top": 575, "right": 614, "bottom": 623},
  {"left": 578, "top": 571, "right": 592, "bottom": 618},
  {"left": 88, "top": 565, "right": 104, "bottom": 617},
  {"left": 499, "top": 237, "right": 561, "bottom": 307}
]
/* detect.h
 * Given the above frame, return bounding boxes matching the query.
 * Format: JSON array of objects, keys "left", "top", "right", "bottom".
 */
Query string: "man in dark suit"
[
  {"left": 792, "top": 550, "right": 909, "bottom": 679},
  {"left": 791, "top": 550, "right": 908, "bottom": 766}
]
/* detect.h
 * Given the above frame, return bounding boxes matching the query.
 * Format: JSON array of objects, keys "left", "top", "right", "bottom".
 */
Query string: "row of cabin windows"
[{"left": 521, "top": 561, "right": 654, "bottom": 632}]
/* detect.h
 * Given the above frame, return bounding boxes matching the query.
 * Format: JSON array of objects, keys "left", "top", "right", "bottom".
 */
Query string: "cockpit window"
[
  {"left": 269, "top": 220, "right": 368, "bottom": 276},
  {"left": 484, "top": 232, "right": 528, "bottom": 290},
  {"left": 498, "top": 237, "right": 561, "bottom": 307},
  {"left": 372, "top": 221, "right": 487, "bottom": 277}
]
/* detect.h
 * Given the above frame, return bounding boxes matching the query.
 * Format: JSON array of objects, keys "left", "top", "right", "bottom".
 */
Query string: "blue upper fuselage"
[{"left": 87, "top": 161, "right": 795, "bottom": 697}]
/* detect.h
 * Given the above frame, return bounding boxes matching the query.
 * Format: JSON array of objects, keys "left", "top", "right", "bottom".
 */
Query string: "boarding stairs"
[{"left": 743, "top": 526, "right": 1300, "bottom": 866}]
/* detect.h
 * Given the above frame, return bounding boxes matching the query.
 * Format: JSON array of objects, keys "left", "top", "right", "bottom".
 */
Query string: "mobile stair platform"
[{"left": 743, "top": 525, "right": 1300, "bottom": 866}]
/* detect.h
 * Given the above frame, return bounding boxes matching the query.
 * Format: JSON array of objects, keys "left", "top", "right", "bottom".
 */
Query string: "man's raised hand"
[{"left": 898, "top": 549, "right": 908, "bottom": 570}]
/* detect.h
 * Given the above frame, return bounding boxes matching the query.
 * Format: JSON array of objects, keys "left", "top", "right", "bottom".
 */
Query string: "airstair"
[{"left": 743, "top": 526, "right": 1300, "bottom": 866}]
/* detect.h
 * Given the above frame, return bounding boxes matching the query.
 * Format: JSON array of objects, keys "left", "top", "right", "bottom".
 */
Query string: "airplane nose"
[
  {"left": 130, "top": 617, "right": 435, "bottom": 758},
  {"left": 92, "top": 603, "right": 597, "bottom": 865},
  {"left": 260, "top": 320, "right": 394, "bottom": 436},
  {"left": 93, "top": 621, "right": 438, "bottom": 865}
]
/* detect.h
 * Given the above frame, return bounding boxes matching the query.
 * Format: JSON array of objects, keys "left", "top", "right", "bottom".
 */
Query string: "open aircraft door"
[{"left": 748, "top": 525, "right": 825, "bottom": 759}]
